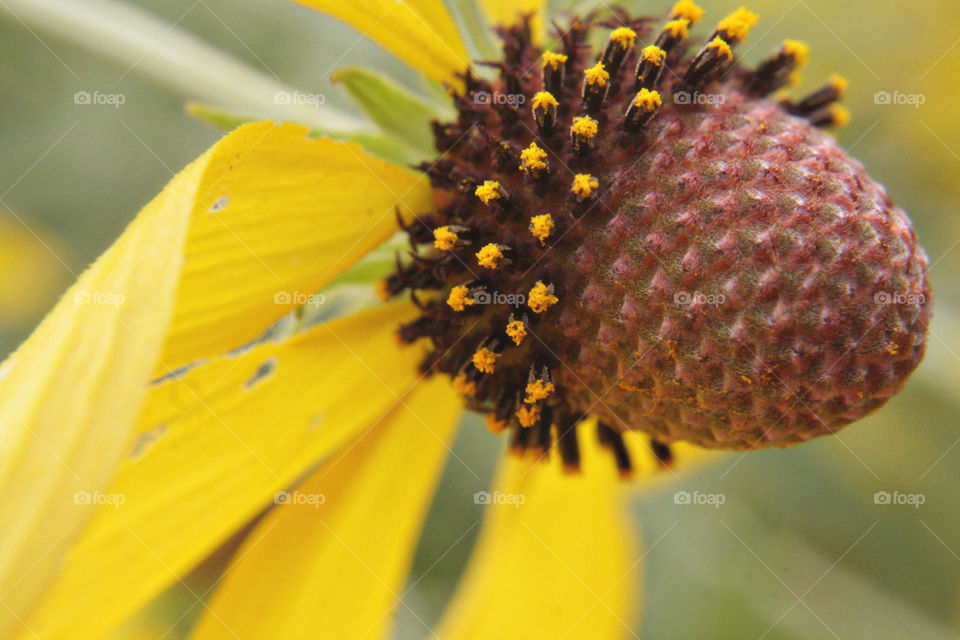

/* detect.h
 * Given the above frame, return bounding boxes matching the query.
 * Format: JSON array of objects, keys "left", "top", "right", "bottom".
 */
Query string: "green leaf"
[{"left": 332, "top": 66, "right": 447, "bottom": 156}]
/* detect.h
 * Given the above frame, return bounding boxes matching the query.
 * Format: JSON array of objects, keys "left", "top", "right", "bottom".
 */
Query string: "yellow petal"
[
  {"left": 189, "top": 374, "right": 461, "bottom": 640},
  {"left": 291, "top": 0, "right": 469, "bottom": 89},
  {"left": 0, "top": 123, "right": 430, "bottom": 633},
  {"left": 159, "top": 121, "right": 432, "bottom": 370},
  {"left": 479, "top": 0, "right": 547, "bottom": 45},
  {"left": 435, "top": 422, "right": 690, "bottom": 640},
  {"left": 0, "top": 160, "right": 194, "bottom": 635},
  {"left": 23, "top": 303, "right": 428, "bottom": 640}
]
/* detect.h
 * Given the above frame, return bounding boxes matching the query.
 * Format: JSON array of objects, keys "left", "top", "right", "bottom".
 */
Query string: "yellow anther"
[
  {"left": 633, "top": 88, "right": 662, "bottom": 111},
  {"left": 609, "top": 27, "right": 637, "bottom": 49},
  {"left": 571, "top": 173, "right": 599, "bottom": 199},
  {"left": 542, "top": 51, "right": 568, "bottom": 70},
  {"left": 529, "top": 213, "right": 555, "bottom": 245},
  {"left": 571, "top": 116, "right": 599, "bottom": 139},
  {"left": 584, "top": 62, "right": 610, "bottom": 87},
  {"left": 528, "top": 281, "right": 559, "bottom": 314},
  {"left": 485, "top": 414, "right": 508, "bottom": 434},
  {"left": 447, "top": 285, "right": 474, "bottom": 312},
  {"left": 519, "top": 142, "right": 549, "bottom": 172},
  {"left": 663, "top": 18, "right": 690, "bottom": 39},
  {"left": 830, "top": 104, "right": 851, "bottom": 128},
  {"left": 707, "top": 36, "right": 733, "bottom": 60},
  {"left": 782, "top": 39, "right": 810, "bottom": 67},
  {"left": 472, "top": 347, "right": 500, "bottom": 374},
  {"left": 433, "top": 226, "right": 458, "bottom": 251},
  {"left": 672, "top": 0, "right": 705, "bottom": 24},
  {"left": 718, "top": 7, "right": 758, "bottom": 41},
  {"left": 475, "top": 180, "right": 503, "bottom": 205},
  {"left": 829, "top": 74, "right": 849, "bottom": 96},
  {"left": 516, "top": 404, "right": 541, "bottom": 428},
  {"left": 525, "top": 378, "right": 556, "bottom": 404},
  {"left": 532, "top": 90, "right": 559, "bottom": 111},
  {"left": 453, "top": 373, "right": 477, "bottom": 397},
  {"left": 506, "top": 320, "right": 527, "bottom": 346},
  {"left": 476, "top": 243, "right": 505, "bottom": 269},
  {"left": 641, "top": 45, "right": 666, "bottom": 64}
]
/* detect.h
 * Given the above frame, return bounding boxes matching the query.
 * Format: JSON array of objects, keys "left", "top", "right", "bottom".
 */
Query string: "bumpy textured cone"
[{"left": 383, "top": 4, "right": 931, "bottom": 470}]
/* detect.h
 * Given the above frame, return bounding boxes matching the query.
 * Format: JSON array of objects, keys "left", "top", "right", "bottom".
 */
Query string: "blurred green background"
[{"left": 2, "top": 0, "right": 959, "bottom": 638}]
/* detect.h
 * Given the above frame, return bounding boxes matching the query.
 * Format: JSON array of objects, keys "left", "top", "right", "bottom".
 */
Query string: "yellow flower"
[{"left": 0, "top": 1, "right": 714, "bottom": 639}]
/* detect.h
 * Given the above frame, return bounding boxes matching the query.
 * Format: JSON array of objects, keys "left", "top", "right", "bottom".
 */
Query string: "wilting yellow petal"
[
  {"left": 0, "top": 123, "right": 430, "bottom": 633},
  {"left": 478, "top": 0, "right": 547, "bottom": 45},
  {"left": 435, "top": 422, "right": 650, "bottom": 640},
  {"left": 23, "top": 303, "right": 428, "bottom": 640},
  {"left": 291, "top": 0, "right": 469, "bottom": 88},
  {"left": 190, "top": 375, "right": 461, "bottom": 640}
]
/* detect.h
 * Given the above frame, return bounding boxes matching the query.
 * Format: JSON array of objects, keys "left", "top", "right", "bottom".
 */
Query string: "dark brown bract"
[{"left": 381, "top": 3, "right": 932, "bottom": 474}]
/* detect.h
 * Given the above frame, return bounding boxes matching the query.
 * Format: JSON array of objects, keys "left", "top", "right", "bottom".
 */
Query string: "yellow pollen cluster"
[
  {"left": 707, "top": 36, "right": 733, "bottom": 60},
  {"left": 528, "top": 281, "right": 559, "bottom": 314},
  {"left": 830, "top": 104, "right": 851, "bottom": 128},
  {"left": 663, "top": 18, "right": 690, "bottom": 39},
  {"left": 447, "top": 285, "right": 474, "bottom": 312},
  {"left": 453, "top": 373, "right": 477, "bottom": 397},
  {"left": 532, "top": 91, "right": 558, "bottom": 111},
  {"left": 571, "top": 116, "right": 598, "bottom": 139},
  {"left": 519, "top": 142, "right": 548, "bottom": 172},
  {"left": 485, "top": 414, "right": 508, "bottom": 434},
  {"left": 476, "top": 243, "right": 504, "bottom": 269},
  {"left": 672, "top": 0, "right": 705, "bottom": 24},
  {"left": 584, "top": 62, "right": 610, "bottom": 87},
  {"left": 542, "top": 50, "right": 568, "bottom": 69},
  {"left": 529, "top": 213, "right": 555, "bottom": 245},
  {"left": 641, "top": 45, "right": 666, "bottom": 64},
  {"left": 506, "top": 320, "right": 527, "bottom": 346},
  {"left": 829, "top": 73, "right": 849, "bottom": 96},
  {"left": 718, "top": 7, "right": 758, "bottom": 41},
  {"left": 525, "top": 379, "right": 556, "bottom": 403},
  {"left": 516, "top": 404, "right": 541, "bottom": 428},
  {"left": 472, "top": 347, "right": 500, "bottom": 374},
  {"left": 633, "top": 88, "right": 662, "bottom": 111},
  {"left": 609, "top": 27, "right": 637, "bottom": 49},
  {"left": 782, "top": 39, "right": 810, "bottom": 67},
  {"left": 433, "top": 226, "right": 458, "bottom": 251},
  {"left": 571, "top": 173, "right": 599, "bottom": 199},
  {"left": 475, "top": 180, "right": 503, "bottom": 205}
]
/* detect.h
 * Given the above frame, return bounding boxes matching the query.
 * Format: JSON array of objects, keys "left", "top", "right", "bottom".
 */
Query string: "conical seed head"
[{"left": 553, "top": 88, "right": 930, "bottom": 448}]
